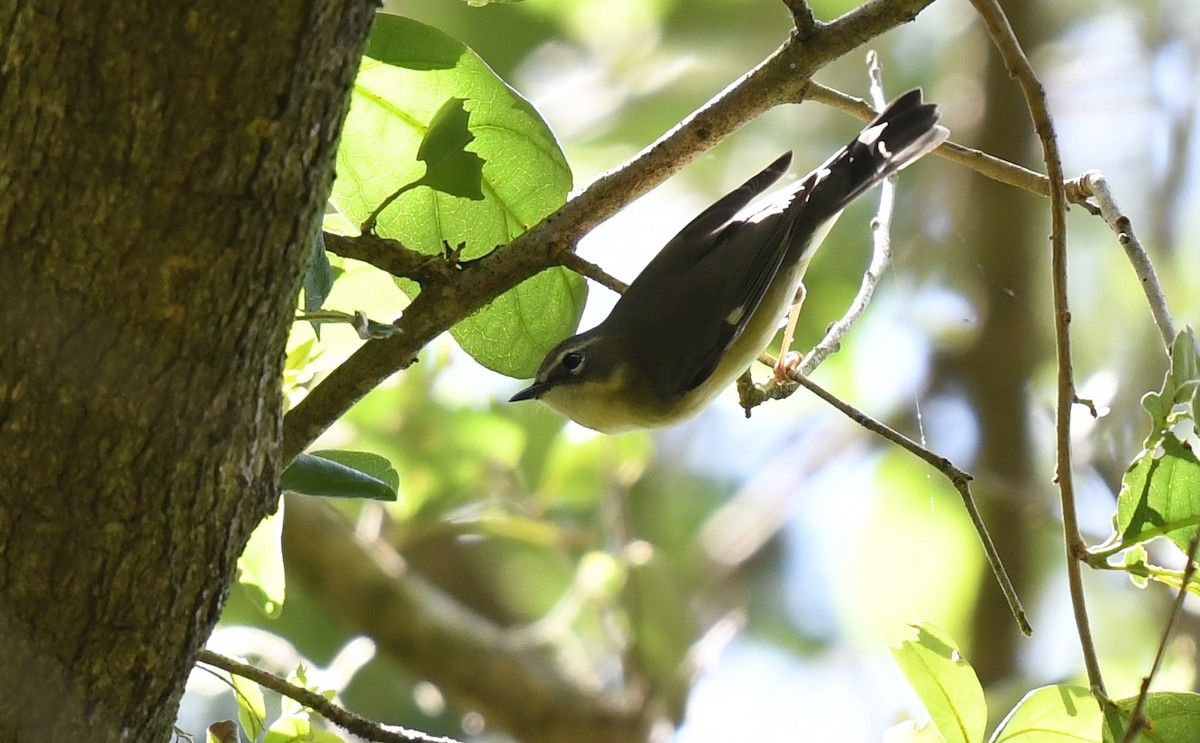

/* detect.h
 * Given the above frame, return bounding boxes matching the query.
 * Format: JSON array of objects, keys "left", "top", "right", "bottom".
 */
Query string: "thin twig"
[
  {"left": 361, "top": 181, "right": 420, "bottom": 235},
  {"left": 769, "top": 370, "right": 1032, "bottom": 635},
  {"left": 1119, "top": 523, "right": 1200, "bottom": 742},
  {"left": 795, "top": 55, "right": 895, "bottom": 377},
  {"left": 560, "top": 251, "right": 629, "bottom": 294},
  {"left": 196, "top": 649, "right": 463, "bottom": 743},
  {"left": 1077, "top": 171, "right": 1178, "bottom": 349},
  {"left": 967, "top": 0, "right": 1103, "bottom": 694}
]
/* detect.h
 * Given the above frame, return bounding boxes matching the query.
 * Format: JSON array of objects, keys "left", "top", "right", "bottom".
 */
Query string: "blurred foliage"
[{"left": 182, "top": 1, "right": 1200, "bottom": 743}]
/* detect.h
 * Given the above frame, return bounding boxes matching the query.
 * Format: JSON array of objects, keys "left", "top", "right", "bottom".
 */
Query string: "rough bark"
[{"left": 0, "top": 1, "right": 375, "bottom": 740}]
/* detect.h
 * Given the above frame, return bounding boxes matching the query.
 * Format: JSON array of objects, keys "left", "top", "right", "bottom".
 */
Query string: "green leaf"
[
  {"left": 264, "top": 712, "right": 345, "bottom": 743},
  {"left": 1123, "top": 543, "right": 1150, "bottom": 588},
  {"left": 362, "top": 14, "right": 462, "bottom": 70},
  {"left": 1103, "top": 692, "right": 1200, "bottom": 743},
  {"left": 1110, "top": 328, "right": 1200, "bottom": 555},
  {"left": 230, "top": 673, "right": 266, "bottom": 742},
  {"left": 310, "top": 449, "right": 400, "bottom": 493},
  {"left": 890, "top": 623, "right": 987, "bottom": 743},
  {"left": 281, "top": 451, "right": 398, "bottom": 501},
  {"left": 414, "top": 97, "right": 485, "bottom": 200},
  {"left": 1136, "top": 328, "right": 1199, "bottom": 445},
  {"left": 989, "top": 685, "right": 1100, "bottom": 742},
  {"left": 304, "top": 230, "right": 335, "bottom": 338},
  {"left": 332, "top": 13, "right": 584, "bottom": 378},
  {"left": 1115, "top": 435, "right": 1200, "bottom": 553},
  {"left": 237, "top": 502, "right": 286, "bottom": 617},
  {"left": 206, "top": 720, "right": 239, "bottom": 743},
  {"left": 1166, "top": 329, "right": 1200, "bottom": 412}
]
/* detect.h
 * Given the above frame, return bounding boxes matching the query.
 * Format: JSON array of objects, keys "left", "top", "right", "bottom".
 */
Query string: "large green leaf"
[
  {"left": 1103, "top": 692, "right": 1200, "bottom": 743},
  {"left": 332, "top": 13, "right": 584, "bottom": 378},
  {"left": 891, "top": 623, "right": 987, "bottom": 743},
  {"left": 990, "top": 685, "right": 1100, "bottom": 742}
]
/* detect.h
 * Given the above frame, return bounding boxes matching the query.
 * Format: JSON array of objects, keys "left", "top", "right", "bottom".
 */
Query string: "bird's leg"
[{"left": 774, "top": 284, "right": 807, "bottom": 381}]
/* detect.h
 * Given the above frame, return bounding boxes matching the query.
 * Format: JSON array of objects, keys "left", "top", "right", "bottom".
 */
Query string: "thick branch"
[{"left": 323, "top": 233, "right": 462, "bottom": 288}]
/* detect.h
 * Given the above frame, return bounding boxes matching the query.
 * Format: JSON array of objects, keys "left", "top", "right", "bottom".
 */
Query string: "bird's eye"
[{"left": 562, "top": 351, "right": 585, "bottom": 373}]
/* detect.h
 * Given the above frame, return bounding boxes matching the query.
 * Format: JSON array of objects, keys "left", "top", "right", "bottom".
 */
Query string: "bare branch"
[
  {"left": 794, "top": 54, "right": 896, "bottom": 378},
  {"left": 1076, "top": 171, "right": 1178, "bottom": 348},
  {"left": 196, "top": 650, "right": 461, "bottom": 743},
  {"left": 967, "top": 0, "right": 1104, "bottom": 695}
]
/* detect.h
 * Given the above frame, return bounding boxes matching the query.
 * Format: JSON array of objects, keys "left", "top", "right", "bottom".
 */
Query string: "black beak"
[{"left": 509, "top": 381, "right": 548, "bottom": 402}]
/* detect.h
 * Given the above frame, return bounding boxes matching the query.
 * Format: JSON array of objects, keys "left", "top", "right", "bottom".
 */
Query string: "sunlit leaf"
[
  {"left": 1103, "top": 692, "right": 1200, "bottom": 743},
  {"left": 1106, "top": 329, "right": 1200, "bottom": 555},
  {"left": 310, "top": 449, "right": 400, "bottom": 493},
  {"left": 989, "top": 685, "right": 1100, "bottom": 742},
  {"left": 237, "top": 502, "right": 286, "bottom": 617},
  {"left": 230, "top": 673, "right": 266, "bottom": 742},
  {"left": 890, "top": 623, "right": 986, "bottom": 743},
  {"left": 1115, "top": 435, "right": 1200, "bottom": 554},
  {"left": 264, "top": 711, "right": 345, "bottom": 743},
  {"left": 332, "top": 13, "right": 583, "bottom": 378},
  {"left": 885, "top": 719, "right": 947, "bottom": 743},
  {"left": 1123, "top": 543, "right": 1150, "bottom": 588}
]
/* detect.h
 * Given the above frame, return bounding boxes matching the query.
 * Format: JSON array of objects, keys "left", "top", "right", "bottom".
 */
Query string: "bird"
[{"left": 510, "top": 89, "right": 949, "bottom": 434}]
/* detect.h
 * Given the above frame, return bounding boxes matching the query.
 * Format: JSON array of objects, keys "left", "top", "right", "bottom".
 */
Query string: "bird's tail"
[{"left": 808, "top": 88, "right": 949, "bottom": 210}]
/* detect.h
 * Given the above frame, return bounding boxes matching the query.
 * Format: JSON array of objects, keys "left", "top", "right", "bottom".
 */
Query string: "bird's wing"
[
  {"left": 604, "top": 155, "right": 800, "bottom": 399},
  {"left": 614, "top": 90, "right": 948, "bottom": 399},
  {"left": 670, "top": 89, "right": 949, "bottom": 394}
]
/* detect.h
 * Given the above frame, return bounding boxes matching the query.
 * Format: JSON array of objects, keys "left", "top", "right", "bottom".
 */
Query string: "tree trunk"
[{"left": 0, "top": 2, "right": 375, "bottom": 740}]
